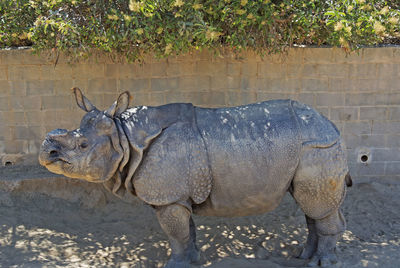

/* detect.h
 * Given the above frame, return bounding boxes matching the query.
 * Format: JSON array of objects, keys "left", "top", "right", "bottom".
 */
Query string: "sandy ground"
[{"left": 0, "top": 166, "right": 399, "bottom": 268}]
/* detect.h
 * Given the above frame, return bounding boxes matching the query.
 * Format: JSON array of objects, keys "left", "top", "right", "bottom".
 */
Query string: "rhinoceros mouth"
[{"left": 42, "top": 158, "right": 71, "bottom": 166}]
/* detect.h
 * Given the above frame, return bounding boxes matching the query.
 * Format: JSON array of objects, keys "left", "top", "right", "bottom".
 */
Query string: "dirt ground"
[{"left": 0, "top": 165, "right": 399, "bottom": 268}]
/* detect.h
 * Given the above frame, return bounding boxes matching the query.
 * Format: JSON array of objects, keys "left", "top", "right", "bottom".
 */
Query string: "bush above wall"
[{"left": 1, "top": 0, "right": 399, "bottom": 61}]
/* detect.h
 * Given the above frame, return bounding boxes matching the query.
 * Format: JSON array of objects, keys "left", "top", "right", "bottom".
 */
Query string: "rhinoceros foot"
[{"left": 307, "top": 251, "right": 338, "bottom": 267}]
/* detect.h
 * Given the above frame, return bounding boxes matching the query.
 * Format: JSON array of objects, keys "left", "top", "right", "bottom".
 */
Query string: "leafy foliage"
[{"left": 1, "top": 0, "right": 399, "bottom": 60}]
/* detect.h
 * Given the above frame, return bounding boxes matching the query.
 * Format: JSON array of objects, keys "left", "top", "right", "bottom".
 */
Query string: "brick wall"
[{"left": 0, "top": 47, "right": 399, "bottom": 182}]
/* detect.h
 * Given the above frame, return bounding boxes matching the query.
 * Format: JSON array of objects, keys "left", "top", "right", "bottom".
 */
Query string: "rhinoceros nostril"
[{"left": 49, "top": 150, "right": 58, "bottom": 158}]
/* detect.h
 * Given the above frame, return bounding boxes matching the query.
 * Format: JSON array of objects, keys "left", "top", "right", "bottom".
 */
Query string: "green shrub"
[{"left": 1, "top": 0, "right": 399, "bottom": 61}]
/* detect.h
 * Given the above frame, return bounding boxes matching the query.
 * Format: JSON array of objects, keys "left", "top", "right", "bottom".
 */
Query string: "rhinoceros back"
[
  {"left": 291, "top": 100, "right": 340, "bottom": 148},
  {"left": 193, "top": 100, "right": 302, "bottom": 217}
]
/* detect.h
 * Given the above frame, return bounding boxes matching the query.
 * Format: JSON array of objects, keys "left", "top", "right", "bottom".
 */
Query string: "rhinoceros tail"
[{"left": 345, "top": 172, "right": 352, "bottom": 187}]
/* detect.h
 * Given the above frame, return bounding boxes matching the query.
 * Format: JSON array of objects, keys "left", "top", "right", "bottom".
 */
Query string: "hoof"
[
  {"left": 164, "top": 259, "right": 190, "bottom": 268},
  {"left": 298, "top": 247, "right": 315, "bottom": 260},
  {"left": 307, "top": 253, "right": 338, "bottom": 267}
]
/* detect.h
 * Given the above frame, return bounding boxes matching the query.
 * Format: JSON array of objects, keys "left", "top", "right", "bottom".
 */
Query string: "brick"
[
  {"left": 54, "top": 80, "right": 75, "bottom": 96},
  {"left": 88, "top": 79, "right": 117, "bottom": 93},
  {"left": 256, "top": 92, "right": 287, "bottom": 102},
  {"left": 43, "top": 111, "right": 57, "bottom": 125},
  {"left": 8, "top": 65, "right": 42, "bottom": 81},
  {"left": 303, "top": 48, "right": 333, "bottom": 63},
  {"left": 0, "top": 50, "right": 25, "bottom": 65},
  {"left": 290, "top": 93, "right": 315, "bottom": 107},
  {"left": 151, "top": 77, "right": 179, "bottom": 92},
  {"left": 374, "top": 78, "right": 399, "bottom": 92},
  {"left": 372, "top": 148, "right": 400, "bottom": 162},
  {"left": 385, "top": 162, "right": 400, "bottom": 176},
  {"left": 0, "top": 97, "right": 9, "bottom": 111},
  {"left": 0, "top": 81, "right": 11, "bottom": 96},
  {"left": 331, "top": 48, "right": 362, "bottom": 63},
  {"left": 22, "top": 50, "right": 49, "bottom": 65},
  {"left": 351, "top": 64, "right": 377, "bottom": 78},
  {"left": 178, "top": 62, "right": 196, "bottom": 76},
  {"left": 105, "top": 64, "right": 119, "bottom": 77},
  {"left": 301, "top": 78, "right": 329, "bottom": 92},
  {"left": 41, "top": 95, "right": 72, "bottom": 110},
  {"left": 372, "top": 122, "right": 400, "bottom": 134},
  {"left": 130, "top": 92, "right": 150, "bottom": 105},
  {"left": 71, "top": 64, "right": 104, "bottom": 79},
  {"left": 389, "top": 107, "right": 400, "bottom": 120},
  {"left": 343, "top": 134, "right": 385, "bottom": 149},
  {"left": 148, "top": 93, "right": 165, "bottom": 105},
  {"left": 316, "top": 107, "right": 329, "bottom": 118},
  {"left": 344, "top": 121, "right": 371, "bottom": 135},
  {"left": 385, "top": 93, "right": 400, "bottom": 106},
  {"left": 211, "top": 76, "right": 240, "bottom": 90},
  {"left": 362, "top": 47, "right": 394, "bottom": 63},
  {"left": 330, "top": 107, "right": 358, "bottom": 121},
  {"left": 4, "top": 140, "right": 27, "bottom": 154},
  {"left": 345, "top": 93, "right": 387, "bottom": 106},
  {"left": 359, "top": 107, "right": 387, "bottom": 120},
  {"left": 256, "top": 78, "right": 300, "bottom": 92},
  {"left": 316, "top": 93, "right": 344, "bottom": 107},
  {"left": 72, "top": 79, "right": 88, "bottom": 91},
  {"left": 179, "top": 76, "right": 210, "bottom": 91},
  {"left": 41, "top": 64, "right": 73, "bottom": 80},
  {"left": 26, "top": 80, "right": 55, "bottom": 96},
  {"left": 15, "top": 126, "right": 41, "bottom": 140},
  {"left": 25, "top": 111, "right": 43, "bottom": 126},
  {"left": 284, "top": 48, "right": 304, "bottom": 63},
  {"left": 286, "top": 64, "right": 303, "bottom": 79},
  {"left": 306, "top": 64, "right": 350, "bottom": 78},
  {"left": 377, "top": 64, "right": 397, "bottom": 79},
  {"left": 151, "top": 60, "right": 168, "bottom": 77},
  {"left": 165, "top": 63, "right": 181, "bottom": 77},
  {"left": 386, "top": 135, "right": 400, "bottom": 147},
  {"left": 120, "top": 78, "right": 150, "bottom": 92},
  {"left": 241, "top": 62, "right": 258, "bottom": 76},
  {"left": 0, "top": 66, "right": 7, "bottom": 80},
  {"left": 258, "top": 63, "right": 286, "bottom": 78},
  {"left": 348, "top": 162, "right": 385, "bottom": 176},
  {"left": 83, "top": 94, "right": 103, "bottom": 108},
  {"left": 240, "top": 92, "right": 257, "bottom": 105},
  {"left": 227, "top": 62, "right": 241, "bottom": 76},
  {"left": 10, "top": 96, "right": 41, "bottom": 111},
  {"left": 165, "top": 92, "right": 190, "bottom": 104},
  {"left": 196, "top": 61, "right": 226, "bottom": 76},
  {"left": 240, "top": 76, "right": 257, "bottom": 91}
]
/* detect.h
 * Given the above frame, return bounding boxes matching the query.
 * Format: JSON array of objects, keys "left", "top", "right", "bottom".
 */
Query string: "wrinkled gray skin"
[{"left": 39, "top": 88, "right": 351, "bottom": 268}]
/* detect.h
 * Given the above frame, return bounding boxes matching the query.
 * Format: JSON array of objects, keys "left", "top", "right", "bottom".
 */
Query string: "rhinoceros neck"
[{"left": 107, "top": 103, "right": 196, "bottom": 197}]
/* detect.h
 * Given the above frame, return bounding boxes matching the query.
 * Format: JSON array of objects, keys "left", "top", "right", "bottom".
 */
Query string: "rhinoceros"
[{"left": 39, "top": 88, "right": 351, "bottom": 267}]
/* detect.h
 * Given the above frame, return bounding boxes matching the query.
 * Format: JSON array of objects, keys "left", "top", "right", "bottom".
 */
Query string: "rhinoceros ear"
[
  {"left": 72, "top": 87, "right": 97, "bottom": 112},
  {"left": 105, "top": 91, "right": 132, "bottom": 118}
]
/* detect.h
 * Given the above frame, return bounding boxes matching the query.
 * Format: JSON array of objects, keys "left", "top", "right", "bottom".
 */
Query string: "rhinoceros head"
[{"left": 39, "top": 88, "right": 130, "bottom": 183}]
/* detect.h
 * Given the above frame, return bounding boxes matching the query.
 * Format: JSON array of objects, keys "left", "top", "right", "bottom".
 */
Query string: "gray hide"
[{"left": 39, "top": 89, "right": 351, "bottom": 268}]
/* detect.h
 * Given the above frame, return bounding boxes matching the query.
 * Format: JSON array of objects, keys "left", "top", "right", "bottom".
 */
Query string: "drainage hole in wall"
[
  {"left": 4, "top": 161, "right": 13, "bottom": 166},
  {"left": 360, "top": 155, "right": 369, "bottom": 163}
]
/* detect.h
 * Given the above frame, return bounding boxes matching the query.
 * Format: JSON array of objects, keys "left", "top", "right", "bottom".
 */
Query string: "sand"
[{"left": 0, "top": 165, "right": 399, "bottom": 268}]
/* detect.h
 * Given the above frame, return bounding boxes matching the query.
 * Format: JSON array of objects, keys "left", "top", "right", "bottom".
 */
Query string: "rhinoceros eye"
[{"left": 79, "top": 141, "right": 88, "bottom": 149}]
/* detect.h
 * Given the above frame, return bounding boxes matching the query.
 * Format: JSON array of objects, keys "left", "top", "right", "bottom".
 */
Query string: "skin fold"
[{"left": 39, "top": 88, "right": 351, "bottom": 267}]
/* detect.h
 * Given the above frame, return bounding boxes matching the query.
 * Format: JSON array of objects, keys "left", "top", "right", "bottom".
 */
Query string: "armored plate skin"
[
  {"left": 193, "top": 100, "right": 302, "bottom": 216},
  {"left": 39, "top": 89, "right": 350, "bottom": 268}
]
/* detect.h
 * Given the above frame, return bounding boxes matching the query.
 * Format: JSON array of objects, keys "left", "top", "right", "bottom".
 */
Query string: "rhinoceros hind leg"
[
  {"left": 306, "top": 209, "right": 345, "bottom": 267},
  {"left": 156, "top": 204, "right": 200, "bottom": 268},
  {"left": 298, "top": 216, "right": 318, "bottom": 259}
]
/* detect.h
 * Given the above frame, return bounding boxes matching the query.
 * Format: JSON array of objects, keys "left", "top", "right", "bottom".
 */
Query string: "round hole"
[
  {"left": 360, "top": 155, "right": 368, "bottom": 163},
  {"left": 4, "top": 161, "right": 13, "bottom": 166}
]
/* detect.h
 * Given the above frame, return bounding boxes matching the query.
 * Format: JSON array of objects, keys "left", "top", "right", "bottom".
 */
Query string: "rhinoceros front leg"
[{"left": 156, "top": 204, "right": 200, "bottom": 268}]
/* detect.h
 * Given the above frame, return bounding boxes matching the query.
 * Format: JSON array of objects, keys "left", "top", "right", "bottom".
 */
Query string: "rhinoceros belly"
[{"left": 193, "top": 100, "right": 302, "bottom": 217}]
